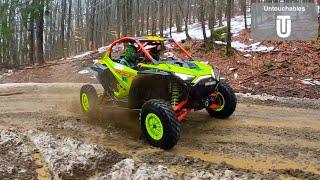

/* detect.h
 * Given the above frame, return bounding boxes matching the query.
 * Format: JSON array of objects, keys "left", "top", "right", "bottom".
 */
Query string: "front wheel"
[
  {"left": 80, "top": 84, "right": 98, "bottom": 116},
  {"left": 140, "top": 99, "right": 180, "bottom": 150},
  {"left": 206, "top": 82, "right": 237, "bottom": 119}
]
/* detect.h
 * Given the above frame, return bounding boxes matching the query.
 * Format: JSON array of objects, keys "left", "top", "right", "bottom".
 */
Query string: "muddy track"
[{"left": 0, "top": 83, "right": 319, "bottom": 179}]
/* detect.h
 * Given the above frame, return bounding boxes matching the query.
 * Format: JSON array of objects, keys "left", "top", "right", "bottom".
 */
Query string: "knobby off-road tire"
[
  {"left": 140, "top": 99, "right": 180, "bottom": 150},
  {"left": 206, "top": 82, "right": 237, "bottom": 119},
  {"left": 80, "top": 84, "right": 99, "bottom": 116}
]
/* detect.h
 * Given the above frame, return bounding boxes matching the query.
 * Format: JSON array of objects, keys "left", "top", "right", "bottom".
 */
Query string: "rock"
[
  {"left": 221, "top": 170, "right": 234, "bottom": 179},
  {"left": 97, "top": 159, "right": 174, "bottom": 180},
  {"left": 187, "top": 170, "right": 215, "bottom": 180},
  {"left": 134, "top": 163, "right": 174, "bottom": 180},
  {"left": 104, "top": 159, "right": 135, "bottom": 180}
]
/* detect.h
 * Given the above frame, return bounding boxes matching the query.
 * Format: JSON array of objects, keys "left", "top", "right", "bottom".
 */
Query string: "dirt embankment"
[
  {"left": 0, "top": 83, "right": 319, "bottom": 179},
  {"left": 186, "top": 34, "right": 320, "bottom": 99}
]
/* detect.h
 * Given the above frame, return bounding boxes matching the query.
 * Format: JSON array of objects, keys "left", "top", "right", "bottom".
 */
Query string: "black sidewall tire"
[
  {"left": 140, "top": 99, "right": 180, "bottom": 150},
  {"left": 206, "top": 82, "right": 237, "bottom": 119}
]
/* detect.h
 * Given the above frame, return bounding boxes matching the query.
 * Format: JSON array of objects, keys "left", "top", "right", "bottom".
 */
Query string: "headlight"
[{"left": 174, "top": 73, "right": 195, "bottom": 81}]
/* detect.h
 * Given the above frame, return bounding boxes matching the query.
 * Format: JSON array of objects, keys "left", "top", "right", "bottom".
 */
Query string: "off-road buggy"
[{"left": 80, "top": 36, "right": 237, "bottom": 150}]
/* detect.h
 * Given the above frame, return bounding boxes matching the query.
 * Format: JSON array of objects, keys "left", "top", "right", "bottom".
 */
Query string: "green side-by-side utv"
[{"left": 80, "top": 36, "right": 237, "bottom": 149}]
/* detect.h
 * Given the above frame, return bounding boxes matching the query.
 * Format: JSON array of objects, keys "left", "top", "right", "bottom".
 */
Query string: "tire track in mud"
[
  {"left": 25, "top": 138, "right": 52, "bottom": 180},
  {"left": 1, "top": 83, "right": 320, "bottom": 179}
]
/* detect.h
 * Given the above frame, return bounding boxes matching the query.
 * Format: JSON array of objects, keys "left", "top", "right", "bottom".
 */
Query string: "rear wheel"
[
  {"left": 80, "top": 84, "right": 98, "bottom": 116},
  {"left": 140, "top": 99, "right": 180, "bottom": 150},
  {"left": 206, "top": 82, "right": 237, "bottom": 119}
]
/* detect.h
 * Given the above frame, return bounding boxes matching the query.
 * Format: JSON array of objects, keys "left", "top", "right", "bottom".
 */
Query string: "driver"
[
  {"left": 119, "top": 44, "right": 139, "bottom": 68},
  {"left": 146, "top": 44, "right": 162, "bottom": 61}
]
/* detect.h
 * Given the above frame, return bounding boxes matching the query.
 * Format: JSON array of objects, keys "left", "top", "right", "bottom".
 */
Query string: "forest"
[
  {"left": 0, "top": 0, "right": 319, "bottom": 68},
  {"left": 1, "top": 1, "right": 320, "bottom": 179}
]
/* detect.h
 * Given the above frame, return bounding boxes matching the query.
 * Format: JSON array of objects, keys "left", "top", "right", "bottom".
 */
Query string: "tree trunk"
[
  {"left": 146, "top": 0, "right": 150, "bottom": 34},
  {"left": 28, "top": 4, "right": 35, "bottom": 65},
  {"left": 226, "top": 0, "right": 233, "bottom": 57},
  {"left": 135, "top": 0, "right": 140, "bottom": 36},
  {"left": 218, "top": 0, "right": 224, "bottom": 27},
  {"left": 36, "top": 2, "right": 45, "bottom": 65},
  {"left": 151, "top": 1, "right": 157, "bottom": 35},
  {"left": 199, "top": 0, "right": 207, "bottom": 42},
  {"left": 183, "top": 0, "right": 192, "bottom": 40},
  {"left": 90, "top": 0, "right": 97, "bottom": 49},
  {"left": 122, "top": 0, "right": 128, "bottom": 36},
  {"left": 61, "top": 0, "right": 67, "bottom": 58},
  {"left": 244, "top": 0, "right": 248, "bottom": 29},
  {"left": 175, "top": 0, "right": 182, "bottom": 32},
  {"left": 67, "top": 0, "right": 72, "bottom": 55},
  {"left": 159, "top": 0, "right": 164, "bottom": 37},
  {"left": 169, "top": 1, "right": 173, "bottom": 37},
  {"left": 116, "top": 0, "right": 121, "bottom": 38},
  {"left": 209, "top": 0, "right": 216, "bottom": 43}
]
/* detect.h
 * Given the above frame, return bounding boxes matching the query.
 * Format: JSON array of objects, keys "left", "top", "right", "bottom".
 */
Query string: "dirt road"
[{"left": 0, "top": 83, "right": 319, "bottom": 179}]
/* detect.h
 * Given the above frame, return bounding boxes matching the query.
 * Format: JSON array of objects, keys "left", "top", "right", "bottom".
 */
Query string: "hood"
[{"left": 140, "top": 61, "right": 214, "bottom": 83}]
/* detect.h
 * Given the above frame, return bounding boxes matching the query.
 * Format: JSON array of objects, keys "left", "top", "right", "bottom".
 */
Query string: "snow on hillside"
[
  {"left": 163, "top": 15, "right": 251, "bottom": 41},
  {"left": 72, "top": 15, "right": 273, "bottom": 64},
  {"left": 164, "top": 15, "right": 274, "bottom": 53}
]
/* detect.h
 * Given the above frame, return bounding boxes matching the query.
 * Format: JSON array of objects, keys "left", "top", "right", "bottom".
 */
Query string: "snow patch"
[
  {"left": 301, "top": 79, "right": 320, "bottom": 86},
  {"left": 0, "top": 129, "right": 34, "bottom": 176},
  {"left": 78, "top": 69, "right": 90, "bottom": 74},
  {"left": 165, "top": 15, "right": 251, "bottom": 41},
  {"left": 185, "top": 170, "right": 248, "bottom": 180},
  {"left": 165, "top": 15, "right": 274, "bottom": 53},
  {"left": 72, "top": 51, "right": 93, "bottom": 59},
  {"left": 93, "top": 59, "right": 99, "bottom": 64},
  {"left": 27, "top": 130, "right": 123, "bottom": 179},
  {"left": 244, "top": 54, "right": 252, "bottom": 58},
  {"left": 97, "top": 158, "right": 174, "bottom": 180},
  {"left": 215, "top": 41, "right": 275, "bottom": 53},
  {"left": 98, "top": 46, "right": 110, "bottom": 53}
]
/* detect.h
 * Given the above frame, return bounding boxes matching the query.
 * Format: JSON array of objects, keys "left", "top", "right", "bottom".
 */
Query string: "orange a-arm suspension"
[{"left": 173, "top": 100, "right": 191, "bottom": 121}]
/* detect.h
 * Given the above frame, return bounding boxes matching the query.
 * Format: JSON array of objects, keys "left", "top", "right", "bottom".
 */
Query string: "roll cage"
[{"left": 105, "top": 36, "right": 193, "bottom": 65}]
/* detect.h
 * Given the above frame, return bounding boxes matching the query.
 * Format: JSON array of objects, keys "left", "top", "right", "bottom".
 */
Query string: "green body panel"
[
  {"left": 140, "top": 61, "right": 213, "bottom": 84},
  {"left": 99, "top": 52, "right": 213, "bottom": 99},
  {"left": 100, "top": 54, "right": 138, "bottom": 99}
]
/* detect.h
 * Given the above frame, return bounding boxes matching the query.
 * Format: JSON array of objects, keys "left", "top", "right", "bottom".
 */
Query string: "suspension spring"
[{"left": 171, "top": 82, "right": 180, "bottom": 107}]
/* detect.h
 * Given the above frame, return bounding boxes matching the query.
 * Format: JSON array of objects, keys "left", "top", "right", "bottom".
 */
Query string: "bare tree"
[
  {"left": 226, "top": 0, "right": 233, "bottom": 56},
  {"left": 28, "top": 0, "right": 35, "bottom": 65},
  {"left": 199, "top": 0, "right": 208, "bottom": 42}
]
